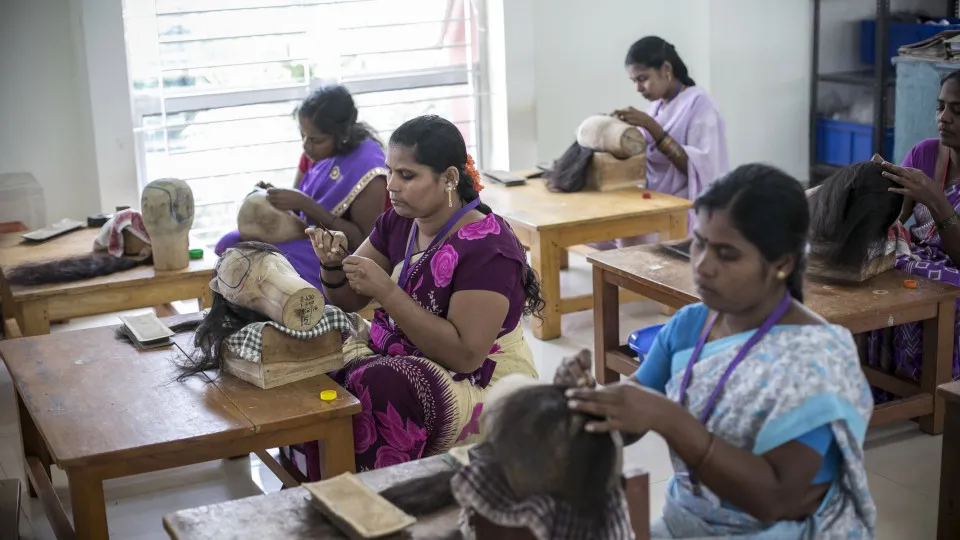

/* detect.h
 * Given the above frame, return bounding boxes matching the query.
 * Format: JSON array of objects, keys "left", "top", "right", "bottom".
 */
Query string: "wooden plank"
[
  {"left": 861, "top": 365, "right": 922, "bottom": 398},
  {"left": 606, "top": 350, "right": 640, "bottom": 378},
  {"left": 254, "top": 450, "right": 300, "bottom": 489},
  {"left": 559, "top": 288, "right": 646, "bottom": 315},
  {"left": 26, "top": 457, "right": 75, "bottom": 540},
  {"left": 921, "top": 299, "right": 956, "bottom": 434},
  {"left": 0, "top": 327, "right": 253, "bottom": 468},
  {"left": 869, "top": 395, "right": 934, "bottom": 426}
]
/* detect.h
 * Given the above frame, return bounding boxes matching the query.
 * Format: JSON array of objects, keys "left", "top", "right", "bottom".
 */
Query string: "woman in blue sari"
[{"left": 560, "top": 164, "right": 876, "bottom": 538}]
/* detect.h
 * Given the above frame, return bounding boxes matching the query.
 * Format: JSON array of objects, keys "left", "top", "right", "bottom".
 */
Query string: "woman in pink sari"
[{"left": 597, "top": 36, "right": 729, "bottom": 248}]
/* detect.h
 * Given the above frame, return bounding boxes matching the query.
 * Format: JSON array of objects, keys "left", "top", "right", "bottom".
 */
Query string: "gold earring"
[
  {"left": 447, "top": 184, "right": 453, "bottom": 207},
  {"left": 776, "top": 270, "right": 787, "bottom": 280}
]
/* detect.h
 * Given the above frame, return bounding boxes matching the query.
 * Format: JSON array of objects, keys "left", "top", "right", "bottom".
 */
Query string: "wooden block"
[
  {"left": 304, "top": 472, "right": 417, "bottom": 539},
  {"left": 223, "top": 326, "right": 344, "bottom": 389},
  {"left": 806, "top": 251, "right": 895, "bottom": 283},
  {"left": 586, "top": 152, "right": 646, "bottom": 192}
]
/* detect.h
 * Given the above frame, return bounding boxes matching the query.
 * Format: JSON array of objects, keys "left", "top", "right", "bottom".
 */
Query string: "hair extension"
[
  {"left": 176, "top": 241, "right": 283, "bottom": 381},
  {"left": 6, "top": 254, "right": 149, "bottom": 286},
  {"left": 485, "top": 384, "right": 619, "bottom": 522},
  {"left": 545, "top": 142, "right": 594, "bottom": 194},
  {"left": 625, "top": 36, "right": 696, "bottom": 87},
  {"left": 809, "top": 161, "right": 902, "bottom": 270},
  {"left": 389, "top": 115, "right": 546, "bottom": 318},
  {"left": 694, "top": 164, "right": 810, "bottom": 302},
  {"left": 296, "top": 84, "right": 380, "bottom": 154}
]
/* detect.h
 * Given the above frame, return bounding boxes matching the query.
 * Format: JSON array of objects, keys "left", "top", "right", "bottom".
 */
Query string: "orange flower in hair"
[{"left": 465, "top": 154, "right": 484, "bottom": 193}]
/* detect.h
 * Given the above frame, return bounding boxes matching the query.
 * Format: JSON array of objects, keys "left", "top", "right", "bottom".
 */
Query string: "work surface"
[
  {"left": 480, "top": 178, "right": 690, "bottom": 231},
  {"left": 589, "top": 244, "right": 960, "bottom": 331},
  {"left": 0, "top": 314, "right": 359, "bottom": 468},
  {"left": 0, "top": 228, "right": 216, "bottom": 301}
]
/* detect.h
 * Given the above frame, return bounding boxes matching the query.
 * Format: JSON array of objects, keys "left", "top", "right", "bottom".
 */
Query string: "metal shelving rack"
[{"left": 809, "top": 0, "right": 960, "bottom": 186}]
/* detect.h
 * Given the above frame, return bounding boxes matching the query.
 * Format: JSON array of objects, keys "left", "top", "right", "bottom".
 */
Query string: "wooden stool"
[{"left": 0, "top": 478, "right": 21, "bottom": 540}]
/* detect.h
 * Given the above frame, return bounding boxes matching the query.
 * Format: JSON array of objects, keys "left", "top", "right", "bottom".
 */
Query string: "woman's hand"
[
  {"left": 882, "top": 162, "right": 953, "bottom": 219},
  {"left": 566, "top": 382, "right": 674, "bottom": 435},
  {"left": 255, "top": 181, "right": 275, "bottom": 190},
  {"left": 613, "top": 107, "right": 654, "bottom": 129},
  {"left": 267, "top": 187, "right": 314, "bottom": 212},
  {"left": 343, "top": 255, "right": 397, "bottom": 301},
  {"left": 554, "top": 349, "right": 596, "bottom": 388},
  {"left": 306, "top": 228, "right": 348, "bottom": 267}
]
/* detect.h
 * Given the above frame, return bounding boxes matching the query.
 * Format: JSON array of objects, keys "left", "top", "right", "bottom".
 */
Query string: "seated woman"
[
  {"left": 866, "top": 70, "right": 960, "bottom": 387},
  {"left": 215, "top": 84, "right": 387, "bottom": 290},
  {"left": 595, "top": 35, "right": 729, "bottom": 249},
  {"left": 279, "top": 115, "right": 544, "bottom": 477},
  {"left": 560, "top": 164, "right": 875, "bottom": 538}
]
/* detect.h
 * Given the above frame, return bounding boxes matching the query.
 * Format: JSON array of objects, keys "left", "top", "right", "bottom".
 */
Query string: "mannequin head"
[
  {"left": 210, "top": 242, "right": 323, "bottom": 330},
  {"left": 237, "top": 188, "right": 308, "bottom": 244},
  {"left": 141, "top": 178, "right": 194, "bottom": 271},
  {"left": 576, "top": 115, "right": 645, "bottom": 158},
  {"left": 480, "top": 376, "right": 622, "bottom": 515}
]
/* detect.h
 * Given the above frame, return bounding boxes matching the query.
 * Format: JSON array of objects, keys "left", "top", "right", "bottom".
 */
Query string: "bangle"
[
  {"left": 935, "top": 212, "right": 960, "bottom": 231},
  {"left": 691, "top": 433, "right": 716, "bottom": 472},
  {"left": 319, "top": 261, "right": 343, "bottom": 272},
  {"left": 320, "top": 275, "right": 348, "bottom": 289}
]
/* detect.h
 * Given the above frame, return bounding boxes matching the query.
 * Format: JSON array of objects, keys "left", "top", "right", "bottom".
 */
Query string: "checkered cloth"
[
  {"left": 451, "top": 443, "right": 634, "bottom": 540},
  {"left": 223, "top": 305, "right": 358, "bottom": 363}
]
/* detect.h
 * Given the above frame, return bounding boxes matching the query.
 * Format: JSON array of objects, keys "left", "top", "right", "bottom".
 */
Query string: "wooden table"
[
  {"left": 0, "top": 316, "right": 360, "bottom": 540},
  {"left": 163, "top": 455, "right": 651, "bottom": 540},
  {"left": 482, "top": 179, "right": 691, "bottom": 340},
  {"left": 0, "top": 228, "right": 216, "bottom": 336},
  {"left": 937, "top": 381, "right": 960, "bottom": 539},
  {"left": 589, "top": 244, "right": 960, "bottom": 434}
]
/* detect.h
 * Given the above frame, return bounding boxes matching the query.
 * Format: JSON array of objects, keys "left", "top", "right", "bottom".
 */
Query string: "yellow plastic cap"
[{"left": 320, "top": 390, "right": 338, "bottom": 401}]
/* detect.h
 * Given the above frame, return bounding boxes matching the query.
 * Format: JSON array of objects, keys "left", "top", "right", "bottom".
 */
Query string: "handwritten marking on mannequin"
[
  {"left": 296, "top": 295, "right": 320, "bottom": 327},
  {"left": 887, "top": 315, "right": 895, "bottom": 327}
]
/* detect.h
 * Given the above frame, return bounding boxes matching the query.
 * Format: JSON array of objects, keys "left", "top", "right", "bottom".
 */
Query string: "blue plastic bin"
[
  {"left": 860, "top": 19, "right": 960, "bottom": 66},
  {"left": 816, "top": 118, "right": 894, "bottom": 166},
  {"left": 627, "top": 324, "right": 665, "bottom": 362}
]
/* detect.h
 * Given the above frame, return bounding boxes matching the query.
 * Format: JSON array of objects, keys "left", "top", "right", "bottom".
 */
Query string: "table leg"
[
  {"left": 18, "top": 300, "right": 50, "bottom": 337},
  {"left": 921, "top": 299, "right": 955, "bottom": 435},
  {"left": 322, "top": 417, "right": 356, "bottom": 478},
  {"left": 67, "top": 467, "right": 108, "bottom": 540},
  {"left": 559, "top": 250, "right": 569, "bottom": 271},
  {"left": 593, "top": 267, "right": 621, "bottom": 385},
  {"left": 17, "top": 392, "right": 51, "bottom": 498},
  {"left": 198, "top": 288, "right": 213, "bottom": 310},
  {"left": 939, "top": 399, "right": 960, "bottom": 539},
  {"left": 530, "top": 233, "right": 562, "bottom": 341}
]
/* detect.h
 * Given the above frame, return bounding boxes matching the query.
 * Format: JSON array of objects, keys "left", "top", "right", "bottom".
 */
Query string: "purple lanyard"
[
  {"left": 398, "top": 198, "right": 480, "bottom": 289},
  {"left": 676, "top": 292, "right": 791, "bottom": 491}
]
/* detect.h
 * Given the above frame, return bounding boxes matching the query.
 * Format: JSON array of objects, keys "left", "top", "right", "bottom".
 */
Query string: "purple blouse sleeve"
[{"left": 368, "top": 210, "right": 393, "bottom": 259}]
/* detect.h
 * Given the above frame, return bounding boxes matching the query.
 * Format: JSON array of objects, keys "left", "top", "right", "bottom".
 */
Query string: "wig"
[
  {"left": 809, "top": 161, "right": 903, "bottom": 269},
  {"left": 6, "top": 254, "right": 148, "bottom": 286}
]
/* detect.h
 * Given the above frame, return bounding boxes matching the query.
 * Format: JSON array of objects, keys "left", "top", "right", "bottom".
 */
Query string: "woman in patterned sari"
[
  {"left": 866, "top": 70, "right": 960, "bottom": 392},
  {"left": 215, "top": 85, "right": 387, "bottom": 290},
  {"left": 279, "top": 115, "right": 544, "bottom": 477},
  {"left": 561, "top": 165, "right": 875, "bottom": 538}
]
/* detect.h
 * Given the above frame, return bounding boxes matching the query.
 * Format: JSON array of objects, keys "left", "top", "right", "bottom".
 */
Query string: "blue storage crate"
[
  {"left": 627, "top": 324, "right": 664, "bottom": 363},
  {"left": 860, "top": 19, "right": 960, "bottom": 66},
  {"left": 816, "top": 118, "right": 894, "bottom": 166}
]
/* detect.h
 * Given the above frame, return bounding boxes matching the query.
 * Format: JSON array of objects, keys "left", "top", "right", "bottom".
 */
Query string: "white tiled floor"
[{"left": 0, "top": 255, "right": 945, "bottom": 538}]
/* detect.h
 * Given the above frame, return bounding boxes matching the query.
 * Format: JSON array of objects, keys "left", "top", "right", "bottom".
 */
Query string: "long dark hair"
[
  {"left": 296, "top": 84, "right": 379, "bottom": 154},
  {"left": 624, "top": 36, "right": 696, "bottom": 87},
  {"left": 389, "top": 115, "right": 546, "bottom": 318},
  {"left": 694, "top": 164, "right": 809, "bottom": 302},
  {"left": 6, "top": 254, "right": 147, "bottom": 286},
  {"left": 176, "top": 241, "right": 277, "bottom": 381},
  {"left": 487, "top": 384, "right": 619, "bottom": 520},
  {"left": 809, "top": 161, "right": 902, "bottom": 269}
]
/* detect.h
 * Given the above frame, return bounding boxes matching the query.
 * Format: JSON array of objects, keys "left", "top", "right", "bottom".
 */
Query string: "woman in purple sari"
[
  {"left": 596, "top": 36, "right": 729, "bottom": 249},
  {"left": 866, "top": 70, "right": 960, "bottom": 392},
  {"left": 214, "top": 85, "right": 387, "bottom": 289},
  {"left": 279, "top": 115, "right": 545, "bottom": 477}
]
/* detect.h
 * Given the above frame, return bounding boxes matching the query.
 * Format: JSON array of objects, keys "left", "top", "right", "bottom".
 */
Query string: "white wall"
[{"left": 0, "top": 0, "right": 100, "bottom": 222}]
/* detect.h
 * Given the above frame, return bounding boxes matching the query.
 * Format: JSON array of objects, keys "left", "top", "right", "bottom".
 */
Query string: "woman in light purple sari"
[
  {"left": 597, "top": 36, "right": 729, "bottom": 249},
  {"left": 215, "top": 85, "right": 388, "bottom": 290},
  {"left": 866, "top": 71, "right": 960, "bottom": 400}
]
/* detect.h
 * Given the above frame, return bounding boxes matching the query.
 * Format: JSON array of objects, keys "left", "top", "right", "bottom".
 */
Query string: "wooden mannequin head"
[
  {"left": 576, "top": 115, "right": 645, "bottom": 159},
  {"left": 210, "top": 242, "right": 323, "bottom": 331},
  {"left": 237, "top": 188, "right": 308, "bottom": 244},
  {"left": 141, "top": 178, "right": 194, "bottom": 271}
]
